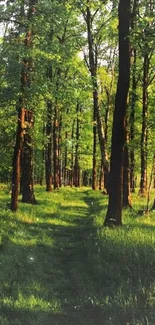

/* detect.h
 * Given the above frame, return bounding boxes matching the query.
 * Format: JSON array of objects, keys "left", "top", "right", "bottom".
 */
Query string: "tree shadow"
[{"left": 1, "top": 189, "right": 155, "bottom": 325}]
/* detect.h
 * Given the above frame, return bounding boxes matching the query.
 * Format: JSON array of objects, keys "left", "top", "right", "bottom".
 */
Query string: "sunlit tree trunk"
[
  {"left": 104, "top": 0, "right": 130, "bottom": 226},
  {"left": 11, "top": 0, "right": 36, "bottom": 210},
  {"left": 139, "top": 53, "right": 149, "bottom": 196},
  {"left": 11, "top": 106, "right": 25, "bottom": 211},
  {"left": 45, "top": 101, "right": 53, "bottom": 192},
  {"left": 22, "top": 110, "right": 36, "bottom": 203},
  {"left": 130, "top": 48, "right": 137, "bottom": 192},
  {"left": 74, "top": 102, "right": 80, "bottom": 187},
  {"left": 53, "top": 104, "right": 59, "bottom": 189},
  {"left": 86, "top": 1, "right": 109, "bottom": 191},
  {"left": 123, "top": 123, "right": 132, "bottom": 208},
  {"left": 58, "top": 114, "right": 62, "bottom": 187}
]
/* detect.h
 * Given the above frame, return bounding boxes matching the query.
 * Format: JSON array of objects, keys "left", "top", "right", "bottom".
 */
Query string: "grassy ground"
[{"left": 0, "top": 185, "right": 155, "bottom": 325}]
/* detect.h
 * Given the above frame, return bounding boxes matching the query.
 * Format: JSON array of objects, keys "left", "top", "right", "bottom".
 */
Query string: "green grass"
[{"left": 0, "top": 185, "right": 155, "bottom": 324}]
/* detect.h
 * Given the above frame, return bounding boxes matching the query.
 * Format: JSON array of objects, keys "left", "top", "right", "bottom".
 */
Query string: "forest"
[{"left": 0, "top": 0, "right": 155, "bottom": 324}]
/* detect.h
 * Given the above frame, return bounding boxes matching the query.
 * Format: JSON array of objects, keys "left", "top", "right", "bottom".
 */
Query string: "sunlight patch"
[{"left": 3, "top": 293, "right": 61, "bottom": 312}]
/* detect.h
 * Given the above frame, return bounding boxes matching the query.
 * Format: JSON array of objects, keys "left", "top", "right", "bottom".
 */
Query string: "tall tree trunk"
[
  {"left": 70, "top": 121, "right": 75, "bottom": 187},
  {"left": 45, "top": 101, "right": 53, "bottom": 192},
  {"left": 123, "top": 123, "right": 132, "bottom": 208},
  {"left": 104, "top": 0, "right": 130, "bottom": 226},
  {"left": 99, "top": 161, "right": 104, "bottom": 191},
  {"left": 74, "top": 102, "right": 80, "bottom": 187},
  {"left": 92, "top": 108, "right": 97, "bottom": 190},
  {"left": 21, "top": 0, "right": 36, "bottom": 203},
  {"left": 53, "top": 105, "right": 59, "bottom": 189},
  {"left": 22, "top": 110, "right": 36, "bottom": 203},
  {"left": 130, "top": 49, "right": 137, "bottom": 192},
  {"left": 58, "top": 114, "right": 62, "bottom": 187},
  {"left": 86, "top": 1, "right": 108, "bottom": 191},
  {"left": 139, "top": 54, "right": 149, "bottom": 196},
  {"left": 130, "top": 0, "right": 138, "bottom": 192},
  {"left": 11, "top": 0, "right": 36, "bottom": 210},
  {"left": 11, "top": 107, "right": 25, "bottom": 211}
]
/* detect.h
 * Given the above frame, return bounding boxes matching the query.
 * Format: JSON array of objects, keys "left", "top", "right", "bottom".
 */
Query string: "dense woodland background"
[{"left": 0, "top": 0, "right": 155, "bottom": 221}]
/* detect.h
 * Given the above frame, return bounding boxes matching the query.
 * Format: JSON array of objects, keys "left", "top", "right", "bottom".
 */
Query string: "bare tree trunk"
[
  {"left": 11, "top": 107, "right": 25, "bottom": 211},
  {"left": 22, "top": 110, "right": 36, "bottom": 203},
  {"left": 130, "top": 49, "right": 137, "bottom": 192},
  {"left": 53, "top": 105, "right": 59, "bottom": 189},
  {"left": 74, "top": 102, "right": 80, "bottom": 187},
  {"left": 139, "top": 53, "right": 149, "bottom": 196},
  {"left": 92, "top": 108, "right": 97, "bottom": 190},
  {"left": 104, "top": 0, "right": 130, "bottom": 226},
  {"left": 123, "top": 124, "right": 132, "bottom": 208},
  {"left": 86, "top": 1, "right": 108, "bottom": 191},
  {"left": 11, "top": 0, "right": 36, "bottom": 210},
  {"left": 129, "top": 0, "right": 139, "bottom": 192},
  {"left": 58, "top": 114, "right": 62, "bottom": 187},
  {"left": 45, "top": 101, "right": 53, "bottom": 192},
  {"left": 64, "top": 130, "right": 68, "bottom": 186}
]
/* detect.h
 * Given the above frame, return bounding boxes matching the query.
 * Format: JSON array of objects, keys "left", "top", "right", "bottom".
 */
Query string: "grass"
[{"left": 0, "top": 185, "right": 155, "bottom": 324}]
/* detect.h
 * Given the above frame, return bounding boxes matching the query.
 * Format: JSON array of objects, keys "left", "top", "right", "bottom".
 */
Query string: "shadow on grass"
[
  {"left": 1, "top": 189, "right": 155, "bottom": 325},
  {"left": 0, "top": 190, "right": 106, "bottom": 325}
]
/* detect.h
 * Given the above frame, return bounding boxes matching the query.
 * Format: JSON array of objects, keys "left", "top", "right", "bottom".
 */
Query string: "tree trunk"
[
  {"left": 58, "top": 114, "right": 62, "bottom": 187},
  {"left": 11, "top": 107, "right": 25, "bottom": 211},
  {"left": 123, "top": 125, "right": 132, "bottom": 208},
  {"left": 53, "top": 105, "right": 59, "bottom": 189},
  {"left": 11, "top": 0, "right": 36, "bottom": 210},
  {"left": 45, "top": 101, "right": 53, "bottom": 192},
  {"left": 86, "top": 1, "right": 108, "bottom": 191},
  {"left": 104, "top": 0, "right": 130, "bottom": 226},
  {"left": 70, "top": 121, "right": 75, "bottom": 187},
  {"left": 22, "top": 110, "right": 36, "bottom": 204},
  {"left": 74, "top": 102, "right": 80, "bottom": 187},
  {"left": 130, "top": 49, "right": 137, "bottom": 192},
  {"left": 21, "top": 0, "right": 37, "bottom": 204},
  {"left": 139, "top": 54, "right": 149, "bottom": 196},
  {"left": 64, "top": 130, "right": 68, "bottom": 186},
  {"left": 99, "top": 161, "right": 104, "bottom": 191},
  {"left": 129, "top": 0, "right": 139, "bottom": 192},
  {"left": 92, "top": 108, "right": 97, "bottom": 190}
]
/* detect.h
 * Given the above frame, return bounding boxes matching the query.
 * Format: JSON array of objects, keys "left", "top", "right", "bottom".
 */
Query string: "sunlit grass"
[{"left": 0, "top": 184, "right": 155, "bottom": 324}]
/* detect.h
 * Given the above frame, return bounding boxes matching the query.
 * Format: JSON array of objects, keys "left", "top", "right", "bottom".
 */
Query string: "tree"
[
  {"left": 104, "top": 0, "right": 130, "bottom": 226},
  {"left": 11, "top": 0, "right": 36, "bottom": 210}
]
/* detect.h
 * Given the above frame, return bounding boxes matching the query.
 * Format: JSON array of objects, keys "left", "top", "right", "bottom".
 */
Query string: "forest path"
[
  {"left": 43, "top": 188, "right": 105, "bottom": 325},
  {"left": 1, "top": 187, "right": 106, "bottom": 325}
]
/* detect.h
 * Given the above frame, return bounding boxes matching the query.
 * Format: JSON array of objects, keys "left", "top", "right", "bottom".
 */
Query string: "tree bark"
[
  {"left": 139, "top": 53, "right": 149, "bottom": 196},
  {"left": 104, "top": 0, "right": 130, "bottom": 226},
  {"left": 11, "top": 107, "right": 25, "bottom": 211},
  {"left": 74, "top": 102, "right": 80, "bottom": 187},
  {"left": 22, "top": 110, "right": 36, "bottom": 204},
  {"left": 130, "top": 49, "right": 137, "bottom": 192},
  {"left": 86, "top": 1, "right": 108, "bottom": 191},
  {"left": 129, "top": 0, "right": 139, "bottom": 192},
  {"left": 45, "top": 101, "right": 53, "bottom": 192},
  {"left": 11, "top": 0, "right": 36, "bottom": 210},
  {"left": 53, "top": 105, "right": 59, "bottom": 189},
  {"left": 123, "top": 124, "right": 132, "bottom": 208}
]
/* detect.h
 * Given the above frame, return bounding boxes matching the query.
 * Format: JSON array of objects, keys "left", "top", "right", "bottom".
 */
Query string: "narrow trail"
[
  {"left": 44, "top": 189, "right": 104, "bottom": 325},
  {"left": 1, "top": 188, "right": 105, "bottom": 325}
]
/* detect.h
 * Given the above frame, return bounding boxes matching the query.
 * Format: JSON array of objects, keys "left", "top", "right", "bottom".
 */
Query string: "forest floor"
[{"left": 0, "top": 186, "right": 155, "bottom": 325}]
